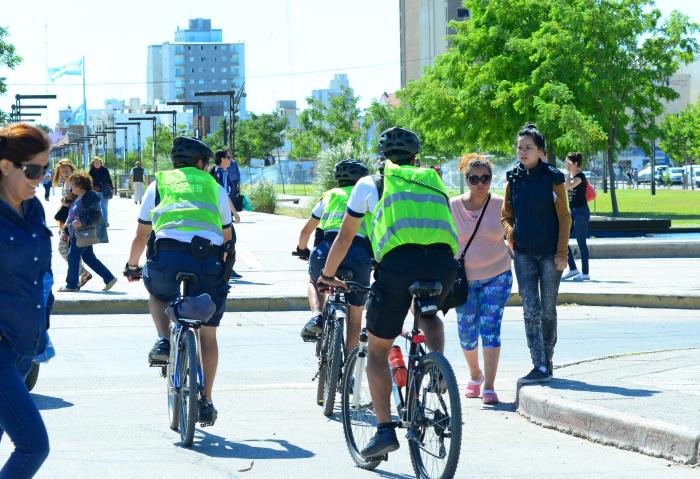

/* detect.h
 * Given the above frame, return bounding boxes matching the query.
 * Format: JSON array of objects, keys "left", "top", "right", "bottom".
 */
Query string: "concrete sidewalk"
[{"left": 517, "top": 348, "right": 700, "bottom": 464}]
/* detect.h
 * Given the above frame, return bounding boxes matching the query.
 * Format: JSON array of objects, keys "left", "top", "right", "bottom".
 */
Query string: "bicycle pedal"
[
  {"left": 149, "top": 360, "right": 167, "bottom": 367},
  {"left": 366, "top": 453, "right": 388, "bottom": 462},
  {"left": 199, "top": 421, "right": 215, "bottom": 428}
]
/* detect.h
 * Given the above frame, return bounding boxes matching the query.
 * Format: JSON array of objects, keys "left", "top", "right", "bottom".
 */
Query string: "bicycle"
[
  {"left": 341, "top": 280, "right": 462, "bottom": 478},
  {"left": 162, "top": 272, "right": 216, "bottom": 447},
  {"left": 313, "top": 269, "right": 371, "bottom": 417}
]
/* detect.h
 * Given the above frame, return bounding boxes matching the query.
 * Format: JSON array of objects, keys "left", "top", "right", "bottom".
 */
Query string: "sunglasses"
[
  {"left": 14, "top": 162, "right": 50, "bottom": 180},
  {"left": 467, "top": 174, "right": 491, "bottom": 185}
]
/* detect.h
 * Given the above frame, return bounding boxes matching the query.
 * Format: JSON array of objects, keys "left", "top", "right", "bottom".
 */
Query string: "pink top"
[{"left": 450, "top": 194, "right": 511, "bottom": 281}]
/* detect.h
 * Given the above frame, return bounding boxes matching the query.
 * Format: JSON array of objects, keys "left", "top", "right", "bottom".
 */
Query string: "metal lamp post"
[
  {"left": 129, "top": 116, "right": 158, "bottom": 172},
  {"left": 166, "top": 101, "right": 202, "bottom": 138},
  {"left": 145, "top": 109, "right": 177, "bottom": 140},
  {"left": 105, "top": 126, "right": 129, "bottom": 174},
  {"left": 194, "top": 84, "right": 245, "bottom": 156},
  {"left": 115, "top": 122, "right": 142, "bottom": 164}
]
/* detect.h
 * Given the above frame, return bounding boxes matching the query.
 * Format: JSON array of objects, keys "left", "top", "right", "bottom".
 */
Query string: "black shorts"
[
  {"left": 365, "top": 244, "right": 457, "bottom": 340},
  {"left": 309, "top": 239, "right": 372, "bottom": 306}
]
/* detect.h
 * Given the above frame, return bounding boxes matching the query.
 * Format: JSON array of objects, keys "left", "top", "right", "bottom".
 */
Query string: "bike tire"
[
  {"left": 24, "top": 362, "right": 40, "bottom": 392},
  {"left": 407, "top": 352, "right": 462, "bottom": 479},
  {"left": 167, "top": 330, "right": 180, "bottom": 431},
  {"left": 316, "top": 307, "right": 332, "bottom": 407},
  {"left": 322, "top": 318, "right": 344, "bottom": 416},
  {"left": 340, "top": 346, "right": 381, "bottom": 471},
  {"left": 178, "top": 330, "right": 199, "bottom": 447}
]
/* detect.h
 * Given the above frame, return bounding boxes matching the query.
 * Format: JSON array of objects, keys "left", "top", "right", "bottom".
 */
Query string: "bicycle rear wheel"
[
  {"left": 178, "top": 329, "right": 199, "bottom": 447},
  {"left": 322, "top": 318, "right": 344, "bottom": 416},
  {"left": 341, "top": 346, "right": 381, "bottom": 470},
  {"left": 407, "top": 352, "right": 462, "bottom": 479}
]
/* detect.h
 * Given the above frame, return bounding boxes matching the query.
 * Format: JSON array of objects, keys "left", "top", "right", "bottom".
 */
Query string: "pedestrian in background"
[
  {"left": 130, "top": 160, "right": 145, "bottom": 204},
  {"left": 88, "top": 156, "right": 113, "bottom": 226},
  {"left": 58, "top": 172, "right": 117, "bottom": 293},
  {"left": 212, "top": 149, "right": 242, "bottom": 279},
  {"left": 562, "top": 152, "right": 591, "bottom": 281},
  {"left": 450, "top": 155, "right": 512, "bottom": 405},
  {"left": 502, "top": 123, "right": 571, "bottom": 383},
  {"left": 42, "top": 167, "right": 52, "bottom": 201},
  {"left": 0, "top": 123, "right": 52, "bottom": 478}
]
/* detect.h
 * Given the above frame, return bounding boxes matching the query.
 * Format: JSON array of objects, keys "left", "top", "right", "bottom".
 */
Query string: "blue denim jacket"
[{"left": 0, "top": 197, "right": 53, "bottom": 357}]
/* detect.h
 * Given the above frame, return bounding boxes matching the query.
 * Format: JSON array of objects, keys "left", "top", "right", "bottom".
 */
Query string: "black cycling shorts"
[{"left": 365, "top": 245, "right": 457, "bottom": 340}]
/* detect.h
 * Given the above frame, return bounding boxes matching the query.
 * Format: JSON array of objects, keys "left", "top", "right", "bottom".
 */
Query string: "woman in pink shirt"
[{"left": 450, "top": 155, "right": 512, "bottom": 404}]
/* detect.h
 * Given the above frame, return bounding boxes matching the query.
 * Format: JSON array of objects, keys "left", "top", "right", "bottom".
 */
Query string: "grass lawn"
[{"left": 588, "top": 188, "right": 700, "bottom": 227}]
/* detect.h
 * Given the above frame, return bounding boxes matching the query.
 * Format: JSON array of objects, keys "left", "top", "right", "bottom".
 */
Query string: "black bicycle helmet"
[
  {"left": 334, "top": 159, "right": 369, "bottom": 185},
  {"left": 171, "top": 136, "right": 213, "bottom": 167},
  {"left": 377, "top": 127, "right": 420, "bottom": 162}
]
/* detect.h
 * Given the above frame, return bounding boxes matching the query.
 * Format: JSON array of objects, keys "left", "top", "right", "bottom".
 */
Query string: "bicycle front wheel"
[
  {"left": 407, "top": 352, "right": 462, "bottom": 479},
  {"left": 322, "top": 318, "right": 344, "bottom": 416},
  {"left": 178, "top": 329, "right": 199, "bottom": 447},
  {"left": 341, "top": 346, "right": 381, "bottom": 470}
]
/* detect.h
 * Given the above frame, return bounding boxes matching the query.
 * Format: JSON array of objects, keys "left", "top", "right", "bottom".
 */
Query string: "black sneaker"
[
  {"left": 361, "top": 423, "right": 400, "bottom": 459},
  {"left": 547, "top": 361, "right": 554, "bottom": 377},
  {"left": 519, "top": 367, "right": 552, "bottom": 384},
  {"left": 230, "top": 270, "right": 243, "bottom": 279},
  {"left": 148, "top": 338, "right": 170, "bottom": 366},
  {"left": 300, "top": 313, "right": 323, "bottom": 342},
  {"left": 198, "top": 400, "right": 218, "bottom": 427}
]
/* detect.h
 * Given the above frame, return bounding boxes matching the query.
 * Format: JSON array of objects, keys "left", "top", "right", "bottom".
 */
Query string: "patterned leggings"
[{"left": 455, "top": 270, "right": 513, "bottom": 350}]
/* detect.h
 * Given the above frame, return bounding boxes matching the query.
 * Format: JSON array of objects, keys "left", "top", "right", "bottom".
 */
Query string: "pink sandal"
[
  {"left": 482, "top": 390, "right": 499, "bottom": 405},
  {"left": 465, "top": 375, "right": 484, "bottom": 398}
]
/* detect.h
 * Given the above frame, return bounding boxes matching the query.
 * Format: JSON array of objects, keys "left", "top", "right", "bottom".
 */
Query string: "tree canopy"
[{"left": 0, "top": 27, "right": 22, "bottom": 125}]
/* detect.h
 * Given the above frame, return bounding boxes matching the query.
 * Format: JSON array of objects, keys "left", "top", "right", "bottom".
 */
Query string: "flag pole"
[{"left": 82, "top": 55, "right": 88, "bottom": 170}]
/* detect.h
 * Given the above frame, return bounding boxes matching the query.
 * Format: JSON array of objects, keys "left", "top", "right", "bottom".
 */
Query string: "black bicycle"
[
  {"left": 163, "top": 272, "right": 216, "bottom": 447},
  {"left": 314, "top": 269, "right": 371, "bottom": 417},
  {"left": 341, "top": 281, "right": 462, "bottom": 478}
]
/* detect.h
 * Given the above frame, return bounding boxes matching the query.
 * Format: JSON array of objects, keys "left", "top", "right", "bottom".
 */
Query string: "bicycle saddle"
[
  {"left": 336, "top": 268, "right": 354, "bottom": 281},
  {"left": 166, "top": 293, "right": 216, "bottom": 324},
  {"left": 409, "top": 281, "right": 443, "bottom": 298}
]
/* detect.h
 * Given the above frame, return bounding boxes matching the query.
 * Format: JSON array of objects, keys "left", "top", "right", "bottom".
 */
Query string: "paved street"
[{"left": 2, "top": 306, "right": 698, "bottom": 478}]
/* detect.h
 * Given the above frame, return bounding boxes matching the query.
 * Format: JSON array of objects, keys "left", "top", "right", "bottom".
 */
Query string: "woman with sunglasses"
[
  {"left": 0, "top": 123, "right": 52, "bottom": 478},
  {"left": 502, "top": 123, "right": 571, "bottom": 383},
  {"left": 450, "top": 155, "right": 512, "bottom": 405}
]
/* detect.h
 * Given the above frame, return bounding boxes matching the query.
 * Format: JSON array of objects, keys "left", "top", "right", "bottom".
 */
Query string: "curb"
[
  {"left": 52, "top": 292, "right": 700, "bottom": 315},
  {"left": 582, "top": 242, "right": 700, "bottom": 259},
  {"left": 517, "top": 384, "right": 700, "bottom": 464}
]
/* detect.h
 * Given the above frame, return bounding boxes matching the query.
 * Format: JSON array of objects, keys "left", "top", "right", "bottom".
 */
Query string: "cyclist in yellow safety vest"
[
  {"left": 124, "top": 137, "right": 233, "bottom": 427},
  {"left": 319, "top": 127, "right": 458, "bottom": 459},
  {"left": 295, "top": 159, "right": 372, "bottom": 353}
]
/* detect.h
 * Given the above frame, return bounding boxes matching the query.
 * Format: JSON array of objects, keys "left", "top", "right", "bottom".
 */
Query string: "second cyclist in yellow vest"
[
  {"left": 295, "top": 160, "right": 372, "bottom": 353},
  {"left": 318, "top": 127, "right": 458, "bottom": 459},
  {"left": 124, "top": 137, "right": 233, "bottom": 427}
]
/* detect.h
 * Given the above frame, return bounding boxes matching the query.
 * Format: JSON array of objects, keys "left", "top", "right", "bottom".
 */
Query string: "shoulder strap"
[
  {"left": 154, "top": 181, "right": 160, "bottom": 207},
  {"left": 459, "top": 193, "right": 491, "bottom": 261}
]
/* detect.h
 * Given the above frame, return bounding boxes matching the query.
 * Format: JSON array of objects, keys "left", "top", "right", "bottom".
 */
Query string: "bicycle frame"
[{"left": 169, "top": 322, "right": 205, "bottom": 395}]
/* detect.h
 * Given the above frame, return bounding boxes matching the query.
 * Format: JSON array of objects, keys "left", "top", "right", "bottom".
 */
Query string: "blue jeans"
[
  {"left": 513, "top": 252, "right": 562, "bottom": 369},
  {"left": 0, "top": 341, "right": 49, "bottom": 478},
  {"left": 98, "top": 191, "right": 109, "bottom": 224},
  {"left": 66, "top": 237, "right": 115, "bottom": 289},
  {"left": 308, "top": 239, "right": 372, "bottom": 306},
  {"left": 567, "top": 206, "right": 590, "bottom": 275}
]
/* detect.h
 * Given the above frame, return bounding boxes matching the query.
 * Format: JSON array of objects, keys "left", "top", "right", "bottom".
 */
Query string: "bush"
[
  {"left": 248, "top": 181, "right": 276, "bottom": 213},
  {"left": 314, "top": 139, "right": 378, "bottom": 198}
]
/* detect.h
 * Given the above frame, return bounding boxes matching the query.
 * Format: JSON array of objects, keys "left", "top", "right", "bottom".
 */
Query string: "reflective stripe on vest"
[
  {"left": 318, "top": 185, "right": 371, "bottom": 237},
  {"left": 152, "top": 167, "right": 222, "bottom": 237},
  {"left": 370, "top": 161, "right": 458, "bottom": 261}
]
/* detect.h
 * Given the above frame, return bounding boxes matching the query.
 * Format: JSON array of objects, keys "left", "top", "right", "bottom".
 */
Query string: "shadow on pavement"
[
  {"left": 189, "top": 433, "right": 314, "bottom": 460},
  {"left": 76, "top": 290, "right": 128, "bottom": 296},
  {"left": 227, "top": 280, "right": 271, "bottom": 286},
  {"left": 561, "top": 279, "right": 632, "bottom": 284},
  {"left": 481, "top": 401, "right": 516, "bottom": 412},
  {"left": 374, "top": 469, "right": 415, "bottom": 479},
  {"left": 547, "top": 378, "right": 660, "bottom": 397},
  {"left": 31, "top": 393, "right": 74, "bottom": 410}
]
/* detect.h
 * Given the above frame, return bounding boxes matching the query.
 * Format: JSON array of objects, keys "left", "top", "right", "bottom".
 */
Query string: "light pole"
[
  {"left": 116, "top": 122, "right": 142, "bottom": 165},
  {"left": 105, "top": 126, "right": 129, "bottom": 174},
  {"left": 129, "top": 116, "right": 158, "bottom": 172},
  {"left": 145, "top": 109, "right": 177, "bottom": 140},
  {"left": 194, "top": 84, "right": 245, "bottom": 156},
  {"left": 14, "top": 94, "right": 55, "bottom": 124},
  {"left": 166, "top": 101, "right": 203, "bottom": 138},
  {"left": 9, "top": 104, "right": 47, "bottom": 123}
]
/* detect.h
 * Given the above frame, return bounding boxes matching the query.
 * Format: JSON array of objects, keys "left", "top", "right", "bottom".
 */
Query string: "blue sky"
[{"left": 1, "top": 0, "right": 698, "bottom": 126}]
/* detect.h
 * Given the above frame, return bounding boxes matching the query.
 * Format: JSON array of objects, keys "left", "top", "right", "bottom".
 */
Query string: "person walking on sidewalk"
[
  {"left": 211, "top": 149, "right": 241, "bottom": 278},
  {"left": 58, "top": 172, "right": 117, "bottom": 293},
  {"left": 41, "top": 168, "right": 52, "bottom": 201},
  {"left": 88, "top": 157, "right": 113, "bottom": 226},
  {"left": 502, "top": 123, "right": 571, "bottom": 383},
  {"left": 450, "top": 155, "right": 512, "bottom": 405},
  {"left": 130, "top": 161, "right": 145, "bottom": 205},
  {"left": 0, "top": 123, "right": 52, "bottom": 478},
  {"left": 562, "top": 152, "right": 591, "bottom": 281}
]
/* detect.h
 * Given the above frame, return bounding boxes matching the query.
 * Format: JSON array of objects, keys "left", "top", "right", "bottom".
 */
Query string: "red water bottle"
[{"left": 389, "top": 346, "right": 407, "bottom": 387}]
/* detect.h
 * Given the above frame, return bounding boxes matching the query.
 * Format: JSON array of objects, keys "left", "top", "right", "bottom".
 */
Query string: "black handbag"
[{"left": 446, "top": 194, "right": 491, "bottom": 310}]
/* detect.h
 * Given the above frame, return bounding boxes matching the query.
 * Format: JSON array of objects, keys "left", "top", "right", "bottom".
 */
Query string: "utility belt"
[
  {"left": 322, "top": 231, "right": 373, "bottom": 257},
  {"left": 384, "top": 243, "right": 453, "bottom": 257},
  {"left": 151, "top": 236, "right": 224, "bottom": 260}
]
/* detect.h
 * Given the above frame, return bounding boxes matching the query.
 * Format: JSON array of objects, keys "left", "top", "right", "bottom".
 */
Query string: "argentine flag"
[{"left": 48, "top": 58, "right": 83, "bottom": 81}]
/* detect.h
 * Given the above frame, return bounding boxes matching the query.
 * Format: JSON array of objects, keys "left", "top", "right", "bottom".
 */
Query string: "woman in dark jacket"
[
  {"left": 0, "top": 123, "right": 52, "bottom": 478},
  {"left": 58, "top": 172, "right": 117, "bottom": 292},
  {"left": 88, "top": 156, "right": 113, "bottom": 225},
  {"left": 501, "top": 123, "right": 571, "bottom": 384}
]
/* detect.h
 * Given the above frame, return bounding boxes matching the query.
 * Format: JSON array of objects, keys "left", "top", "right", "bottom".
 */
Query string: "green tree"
[
  {"left": 0, "top": 27, "right": 22, "bottom": 125},
  {"left": 143, "top": 123, "right": 189, "bottom": 172},
  {"left": 287, "top": 110, "right": 323, "bottom": 159},
  {"left": 659, "top": 102, "right": 700, "bottom": 188},
  {"left": 235, "top": 112, "right": 287, "bottom": 165},
  {"left": 399, "top": 0, "right": 698, "bottom": 216}
]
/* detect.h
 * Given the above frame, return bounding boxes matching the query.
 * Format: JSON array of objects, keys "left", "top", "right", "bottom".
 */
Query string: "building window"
[
  {"left": 198, "top": 79, "right": 204, "bottom": 84},
  {"left": 191, "top": 68, "right": 194, "bottom": 73},
  {"left": 214, "top": 45, "right": 217, "bottom": 50},
  {"left": 211, "top": 79, "right": 217, "bottom": 84},
  {"left": 221, "top": 56, "right": 227, "bottom": 62},
  {"left": 201, "top": 57, "right": 204, "bottom": 62},
  {"left": 187, "top": 45, "right": 191, "bottom": 50},
  {"left": 221, "top": 79, "right": 228, "bottom": 84},
  {"left": 211, "top": 67, "right": 216, "bottom": 73},
  {"left": 189, "top": 57, "right": 195, "bottom": 62},
  {"left": 221, "top": 67, "right": 227, "bottom": 73},
  {"left": 189, "top": 79, "right": 195, "bottom": 84},
  {"left": 200, "top": 46, "right": 204, "bottom": 50},
  {"left": 221, "top": 45, "right": 228, "bottom": 51}
]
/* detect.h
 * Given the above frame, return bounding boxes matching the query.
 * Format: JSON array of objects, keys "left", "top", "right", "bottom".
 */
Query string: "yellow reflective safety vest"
[
  {"left": 151, "top": 167, "right": 222, "bottom": 237},
  {"left": 371, "top": 161, "right": 458, "bottom": 262},
  {"left": 317, "top": 186, "right": 371, "bottom": 238}
]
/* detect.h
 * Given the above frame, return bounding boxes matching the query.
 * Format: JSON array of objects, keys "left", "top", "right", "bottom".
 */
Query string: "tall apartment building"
[
  {"left": 147, "top": 18, "right": 246, "bottom": 134},
  {"left": 399, "top": 0, "right": 469, "bottom": 87},
  {"left": 311, "top": 74, "right": 353, "bottom": 109}
]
